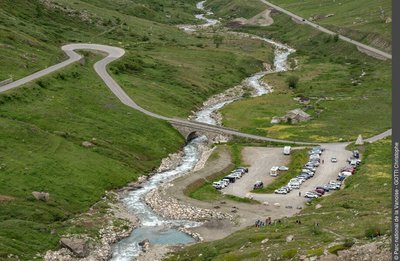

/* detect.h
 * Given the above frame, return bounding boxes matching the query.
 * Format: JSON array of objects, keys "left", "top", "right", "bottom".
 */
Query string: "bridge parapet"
[{"left": 170, "top": 121, "right": 232, "bottom": 144}]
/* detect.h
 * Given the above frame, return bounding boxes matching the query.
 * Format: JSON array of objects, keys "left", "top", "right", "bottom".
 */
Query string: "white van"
[
  {"left": 283, "top": 146, "right": 291, "bottom": 155},
  {"left": 270, "top": 166, "right": 279, "bottom": 177}
]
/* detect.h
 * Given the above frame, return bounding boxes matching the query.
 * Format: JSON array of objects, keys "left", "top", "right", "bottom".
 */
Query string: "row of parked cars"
[
  {"left": 274, "top": 147, "right": 324, "bottom": 194},
  {"left": 304, "top": 150, "right": 361, "bottom": 199},
  {"left": 212, "top": 167, "right": 249, "bottom": 190}
]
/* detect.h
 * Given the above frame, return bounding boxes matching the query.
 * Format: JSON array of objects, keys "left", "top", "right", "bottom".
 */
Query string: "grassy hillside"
[
  {"left": 220, "top": 13, "right": 391, "bottom": 142},
  {"left": 267, "top": 0, "right": 391, "bottom": 52},
  {"left": 205, "top": 0, "right": 267, "bottom": 19},
  {"left": 167, "top": 138, "right": 391, "bottom": 260},
  {"left": 0, "top": 0, "right": 274, "bottom": 259},
  {"left": 0, "top": 0, "right": 272, "bottom": 117},
  {"left": 206, "top": 0, "right": 391, "bottom": 52},
  {"left": 0, "top": 53, "right": 185, "bottom": 259}
]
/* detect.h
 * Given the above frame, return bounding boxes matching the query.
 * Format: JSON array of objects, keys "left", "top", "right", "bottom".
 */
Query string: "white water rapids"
[{"left": 111, "top": 1, "right": 295, "bottom": 259}]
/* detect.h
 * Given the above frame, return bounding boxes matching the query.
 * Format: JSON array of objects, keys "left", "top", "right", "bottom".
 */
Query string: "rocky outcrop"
[
  {"left": 32, "top": 191, "right": 50, "bottom": 201},
  {"left": 145, "top": 189, "right": 232, "bottom": 221},
  {"left": 60, "top": 238, "right": 88, "bottom": 258}
]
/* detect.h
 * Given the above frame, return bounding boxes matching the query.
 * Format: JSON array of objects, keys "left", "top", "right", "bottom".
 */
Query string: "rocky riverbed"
[
  {"left": 145, "top": 189, "right": 232, "bottom": 222},
  {"left": 44, "top": 192, "right": 138, "bottom": 261}
]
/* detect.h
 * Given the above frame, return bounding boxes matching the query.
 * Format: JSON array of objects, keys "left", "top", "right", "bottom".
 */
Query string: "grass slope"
[
  {"left": 220, "top": 13, "right": 391, "bottom": 142},
  {"left": 167, "top": 138, "right": 391, "bottom": 260},
  {"left": 0, "top": 53, "right": 184, "bottom": 259},
  {"left": 268, "top": 0, "right": 392, "bottom": 52}
]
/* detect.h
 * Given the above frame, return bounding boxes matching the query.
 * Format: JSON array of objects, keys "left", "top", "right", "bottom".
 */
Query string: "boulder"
[
  {"left": 315, "top": 204, "right": 322, "bottom": 209},
  {"left": 286, "top": 235, "right": 294, "bottom": 242},
  {"left": 82, "top": 141, "right": 94, "bottom": 148},
  {"left": 60, "top": 238, "right": 89, "bottom": 258},
  {"left": 32, "top": 191, "right": 49, "bottom": 201},
  {"left": 261, "top": 238, "right": 269, "bottom": 244}
]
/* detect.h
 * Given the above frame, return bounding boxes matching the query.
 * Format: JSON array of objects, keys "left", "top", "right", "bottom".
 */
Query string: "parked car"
[
  {"left": 315, "top": 188, "right": 325, "bottom": 195},
  {"left": 304, "top": 166, "right": 317, "bottom": 172},
  {"left": 270, "top": 166, "right": 279, "bottom": 177},
  {"left": 329, "top": 181, "right": 341, "bottom": 189},
  {"left": 253, "top": 181, "right": 264, "bottom": 189},
  {"left": 353, "top": 150, "right": 360, "bottom": 159},
  {"left": 340, "top": 171, "right": 352, "bottom": 177},
  {"left": 308, "top": 160, "right": 320, "bottom": 166},
  {"left": 275, "top": 188, "right": 288, "bottom": 194},
  {"left": 289, "top": 183, "right": 300, "bottom": 189},
  {"left": 236, "top": 167, "right": 249, "bottom": 173},
  {"left": 296, "top": 176, "right": 306, "bottom": 183},
  {"left": 316, "top": 186, "right": 330, "bottom": 192},
  {"left": 337, "top": 175, "right": 346, "bottom": 182},
  {"left": 326, "top": 184, "right": 336, "bottom": 190},
  {"left": 230, "top": 172, "right": 242, "bottom": 178},
  {"left": 224, "top": 176, "right": 236, "bottom": 183},
  {"left": 212, "top": 182, "right": 222, "bottom": 190},
  {"left": 341, "top": 167, "right": 355, "bottom": 174},
  {"left": 283, "top": 146, "right": 291, "bottom": 155},
  {"left": 279, "top": 166, "right": 289, "bottom": 171},
  {"left": 228, "top": 173, "right": 241, "bottom": 179},
  {"left": 350, "top": 159, "right": 358, "bottom": 167},
  {"left": 302, "top": 168, "right": 314, "bottom": 174},
  {"left": 309, "top": 147, "right": 323, "bottom": 155},
  {"left": 282, "top": 185, "right": 292, "bottom": 192},
  {"left": 222, "top": 179, "right": 230, "bottom": 186},
  {"left": 331, "top": 157, "right": 337, "bottom": 163},
  {"left": 305, "top": 192, "right": 319, "bottom": 198},
  {"left": 305, "top": 162, "right": 318, "bottom": 168}
]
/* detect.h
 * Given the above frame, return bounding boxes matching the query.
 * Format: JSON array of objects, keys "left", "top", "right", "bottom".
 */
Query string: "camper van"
[
  {"left": 270, "top": 166, "right": 279, "bottom": 177},
  {"left": 283, "top": 146, "right": 291, "bottom": 155}
]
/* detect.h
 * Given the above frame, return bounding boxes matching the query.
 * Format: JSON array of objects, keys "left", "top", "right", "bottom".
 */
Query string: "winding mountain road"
[
  {"left": 260, "top": 0, "right": 392, "bottom": 60},
  {"left": 0, "top": 44, "right": 391, "bottom": 145}
]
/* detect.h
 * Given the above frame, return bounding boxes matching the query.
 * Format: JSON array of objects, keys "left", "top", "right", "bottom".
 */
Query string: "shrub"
[
  {"left": 282, "top": 249, "right": 297, "bottom": 258},
  {"left": 334, "top": 34, "right": 339, "bottom": 42},
  {"left": 286, "top": 75, "right": 299, "bottom": 88},
  {"left": 365, "top": 226, "right": 383, "bottom": 238}
]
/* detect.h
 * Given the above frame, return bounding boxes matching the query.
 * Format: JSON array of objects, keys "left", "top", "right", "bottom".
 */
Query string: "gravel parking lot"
[{"left": 224, "top": 144, "right": 352, "bottom": 209}]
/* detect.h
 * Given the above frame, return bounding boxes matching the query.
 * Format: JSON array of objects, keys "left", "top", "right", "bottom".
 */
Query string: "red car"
[
  {"left": 315, "top": 188, "right": 325, "bottom": 195},
  {"left": 341, "top": 167, "right": 355, "bottom": 174}
]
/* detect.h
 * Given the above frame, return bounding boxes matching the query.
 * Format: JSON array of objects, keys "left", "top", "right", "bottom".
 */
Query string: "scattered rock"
[
  {"left": 59, "top": 238, "right": 89, "bottom": 258},
  {"left": 81, "top": 141, "right": 94, "bottom": 148},
  {"left": 145, "top": 189, "right": 232, "bottom": 221},
  {"left": 32, "top": 191, "right": 49, "bottom": 201},
  {"left": 286, "top": 235, "right": 294, "bottom": 242},
  {"left": 315, "top": 204, "right": 322, "bottom": 209},
  {"left": 261, "top": 238, "right": 269, "bottom": 244}
]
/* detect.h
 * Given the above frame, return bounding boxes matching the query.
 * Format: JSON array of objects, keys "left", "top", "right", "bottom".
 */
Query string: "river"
[{"left": 111, "top": 1, "right": 294, "bottom": 259}]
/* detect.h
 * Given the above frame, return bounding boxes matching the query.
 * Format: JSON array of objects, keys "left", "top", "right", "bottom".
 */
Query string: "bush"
[
  {"left": 365, "top": 226, "right": 383, "bottom": 238},
  {"left": 286, "top": 75, "right": 299, "bottom": 88},
  {"left": 282, "top": 249, "right": 297, "bottom": 258},
  {"left": 334, "top": 34, "right": 339, "bottom": 42}
]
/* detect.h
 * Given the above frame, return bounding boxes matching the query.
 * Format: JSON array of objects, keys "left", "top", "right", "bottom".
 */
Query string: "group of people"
[{"left": 255, "top": 217, "right": 273, "bottom": 227}]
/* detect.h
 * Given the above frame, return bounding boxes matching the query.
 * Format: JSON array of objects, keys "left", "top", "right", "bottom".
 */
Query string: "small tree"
[
  {"left": 286, "top": 75, "right": 299, "bottom": 88},
  {"left": 213, "top": 35, "right": 224, "bottom": 48}
]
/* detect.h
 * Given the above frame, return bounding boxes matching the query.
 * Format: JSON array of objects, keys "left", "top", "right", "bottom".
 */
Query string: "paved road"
[
  {"left": 0, "top": 44, "right": 391, "bottom": 145},
  {"left": 260, "top": 0, "right": 392, "bottom": 60}
]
